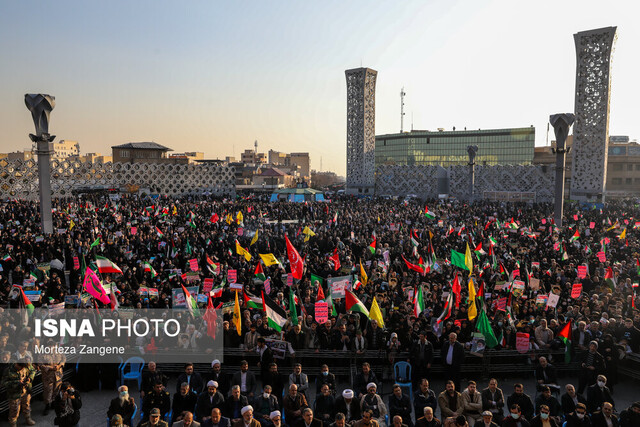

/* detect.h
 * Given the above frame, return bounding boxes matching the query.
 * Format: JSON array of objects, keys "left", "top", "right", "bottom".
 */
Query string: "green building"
[{"left": 375, "top": 127, "right": 535, "bottom": 168}]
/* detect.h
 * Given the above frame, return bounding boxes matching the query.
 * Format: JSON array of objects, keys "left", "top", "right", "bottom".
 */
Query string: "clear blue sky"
[{"left": 1, "top": 0, "right": 638, "bottom": 175}]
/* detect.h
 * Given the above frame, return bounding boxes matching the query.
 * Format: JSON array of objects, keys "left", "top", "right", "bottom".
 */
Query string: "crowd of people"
[{"left": 0, "top": 194, "right": 639, "bottom": 426}]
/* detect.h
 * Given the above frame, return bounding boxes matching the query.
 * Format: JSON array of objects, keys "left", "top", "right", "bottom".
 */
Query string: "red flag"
[
  {"left": 285, "top": 235, "right": 304, "bottom": 280},
  {"left": 329, "top": 249, "right": 341, "bottom": 271},
  {"left": 316, "top": 285, "right": 325, "bottom": 301},
  {"left": 203, "top": 296, "right": 218, "bottom": 339},
  {"left": 402, "top": 255, "right": 424, "bottom": 274},
  {"left": 452, "top": 273, "right": 461, "bottom": 308},
  {"left": 210, "top": 213, "right": 219, "bottom": 223}
]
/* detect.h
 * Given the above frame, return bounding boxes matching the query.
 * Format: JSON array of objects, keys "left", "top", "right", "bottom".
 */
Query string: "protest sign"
[
  {"left": 328, "top": 275, "right": 352, "bottom": 298},
  {"left": 315, "top": 302, "right": 329, "bottom": 324},
  {"left": 203, "top": 278, "right": 214, "bottom": 293},
  {"left": 571, "top": 283, "right": 583, "bottom": 299},
  {"left": 516, "top": 332, "right": 530, "bottom": 354},
  {"left": 228, "top": 269, "right": 237, "bottom": 283}
]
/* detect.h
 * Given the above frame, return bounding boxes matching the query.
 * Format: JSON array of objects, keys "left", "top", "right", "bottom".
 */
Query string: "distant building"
[
  {"left": 311, "top": 170, "right": 343, "bottom": 188},
  {"left": 375, "top": 127, "right": 535, "bottom": 168},
  {"left": 533, "top": 135, "right": 640, "bottom": 197},
  {"left": 53, "top": 140, "right": 80, "bottom": 160},
  {"left": 6, "top": 150, "right": 34, "bottom": 161},
  {"left": 111, "top": 142, "right": 187, "bottom": 164},
  {"left": 76, "top": 153, "right": 113, "bottom": 163},
  {"left": 268, "top": 150, "right": 287, "bottom": 165},
  {"left": 252, "top": 167, "right": 296, "bottom": 188},
  {"left": 289, "top": 153, "right": 310, "bottom": 180},
  {"left": 169, "top": 151, "right": 204, "bottom": 164},
  {"left": 241, "top": 149, "right": 266, "bottom": 164}
]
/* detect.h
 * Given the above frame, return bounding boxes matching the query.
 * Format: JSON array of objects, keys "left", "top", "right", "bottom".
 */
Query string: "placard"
[
  {"left": 203, "top": 278, "right": 214, "bottom": 293},
  {"left": 535, "top": 294, "right": 548, "bottom": 308},
  {"left": 328, "top": 275, "right": 352, "bottom": 298},
  {"left": 512, "top": 281, "right": 525, "bottom": 298},
  {"left": 64, "top": 295, "right": 81, "bottom": 307},
  {"left": 546, "top": 293, "right": 560, "bottom": 308},
  {"left": 197, "top": 294, "right": 208, "bottom": 303},
  {"left": 230, "top": 283, "right": 243, "bottom": 291},
  {"left": 189, "top": 258, "right": 199, "bottom": 271},
  {"left": 73, "top": 256, "right": 80, "bottom": 270},
  {"left": 315, "top": 301, "right": 329, "bottom": 324},
  {"left": 596, "top": 251, "right": 606, "bottom": 262},
  {"left": 264, "top": 278, "right": 271, "bottom": 295},
  {"left": 171, "top": 286, "right": 199, "bottom": 307},
  {"left": 139, "top": 287, "right": 149, "bottom": 295},
  {"left": 287, "top": 274, "right": 294, "bottom": 287},
  {"left": 571, "top": 283, "right": 582, "bottom": 299},
  {"left": 516, "top": 332, "right": 530, "bottom": 354},
  {"left": 528, "top": 277, "right": 540, "bottom": 291},
  {"left": 264, "top": 338, "right": 289, "bottom": 360},
  {"left": 228, "top": 269, "right": 237, "bottom": 283},
  {"left": 148, "top": 288, "right": 159, "bottom": 298},
  {"left": 577, "top": 265, "right": 587, "bottom": 279},
  {"left": 24, "top": 290, "right": 41, "bottom": 302},
  {"left": 589, "top": 222, "right": 595, "bottom": 229},
  {"left": 131, "top": 227, "right": 137, "bottom": 235},
  {"left": 237, "top": 228, "right": 244, "bottom": 236}
]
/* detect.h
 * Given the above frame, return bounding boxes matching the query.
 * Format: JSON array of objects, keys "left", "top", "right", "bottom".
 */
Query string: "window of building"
[
  {"left": 636, "top": 164, "right": 640, "bottom": 171},
  {"left": 120, "top": 150, "right": 129, "bottom": 158},
  {"left": 135, "top": 151, "right": 144, "bottom": 158},
  {"left": 612, "top": 164, "right": 623, "bottom": 171},
  {"left": 625, "top": 178, "right": 632, "bottom": 185},
  {"left": 628, "top": 164, "right": 634, "bottom": 171},
  {"left": 612, "top": 178, "right": 622, "bottom": 185}
]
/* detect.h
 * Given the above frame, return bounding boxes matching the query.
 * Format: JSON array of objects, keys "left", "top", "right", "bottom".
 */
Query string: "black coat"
[
  {"left": 586, "top": 384, "right": 614, "bottom": 414},
  {"left": 54, "top": 391, "right": 82, "bottom": 427},
  {"left": 414, "top": 388, "right": 438, "bottom": 417},
  {"left": 223, "top": 395, "right": 249, "bottom": 420},
  {"left": 334, "top": 396, "right": 361, "bottom": 423},
  {"left": 591, "top": 412, "right": 619, "bottom": 427},
  {"left": 506, "top": 393, "right": 534, "bottom": 422},
  {"left": 561, "top": 393, "right": 587, "bottom": 415},
  {"left": 481, "top": 388, "right": 504, "bottom": 416},
  {"left": 107, "top": 397, "right": 136, "bottom": 423},
  {"left": 196, "top": 391, "right": 226, "bottom": 421},
  {"left": 177, "top": 372, "right": 205, "bottom": 394},
  {"left": 389, "top": 393, "right": 412, "bottom": 423},
  {"left": 294, "top": 418, "right": 323, "bottom": 427},
  {"left": 172, "top": 391, "right": 198, "bottom": 422},
  {"left": 441, "top": 341, "right": 465, "bottom": 367},
  {"left": 534, "top": 364, "right": 558, "bottom": 385}
]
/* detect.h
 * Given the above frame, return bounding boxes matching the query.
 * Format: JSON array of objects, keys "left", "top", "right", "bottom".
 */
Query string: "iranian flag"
[
  {"left": 414, "top": 285, "right": 425, "bottom": 317},
  {"left": 262, "top": 292, "right": 287, "bottom": 332},
  {"left": 489, "top": 236, "right": 497, "bottom": 247},
  {"left": 368, "top": 237, "right": 376, "bottom": 254},
  {"left": 2, "top": 254, "right": 11, "bottom": 262},
  {"left": 96, "top": 256, "right": 123, "bottom": 274},
  {"left": 244, "top": 291, "right": 264, "bottom": 310},
  {"left": 345, "top": 289, "right": 370, "bottom": 316},
  {"left": 424, "top": 206, "right": 436, "bottom": 219},
  {"left": 181, "top": 284, "right": 200, "bottom": 317},
  {"left": 254, "top": 263, "right": 266, "bottom": 281},
  {"left": 557, "top": 320, "right": 572, "bottom": 363},
  {"left": 143, "top": 262, "right": 158, "bottom": 277}
]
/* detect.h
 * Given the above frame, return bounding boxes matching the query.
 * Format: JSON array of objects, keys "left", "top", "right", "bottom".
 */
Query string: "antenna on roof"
[
  {"left": 400, "top": 87, "right": 406, "bottom": 133},
  {"left": 411, "top": 112, "right": 414, "bottom": 132}
]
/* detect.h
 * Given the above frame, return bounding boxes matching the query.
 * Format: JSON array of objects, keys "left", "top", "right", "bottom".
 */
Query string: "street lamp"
[
  {"left": 549, "top": 113, "right": 575, "bottom": 227},
  {"left": 467, "top": 145, "right": 479, "bottom": 202},
  {"left": 25, "top": 94, "right": 56, "bottom": 234}
]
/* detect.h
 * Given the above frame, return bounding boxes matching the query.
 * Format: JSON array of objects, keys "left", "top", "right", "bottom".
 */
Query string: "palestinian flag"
[
  {"left": 181, "top": 284, "right": 201, "bottom": 317},
  {"left": 95, "top": 256, "right": 123, "bottom": 274},
  {"left": 244, "top": 291, "right": 264, "bottom": 310},
  {"left": 143, "top": 262, "right": 158, "bottom": 277},
  {"left": 557, "top": 320, "right": 572, "bottom": 363},
  {"left": 410, "top": 229, "right": 420, "bottom": 247},
  {"left": 325, "top": 292, "right": 337, "bottom": 316},
  {"left": 489, "top": 236, "right": 497, "bottom": 247},
  {"left": 414, "top": 285, "right": 425, "bottom": 317},
  {"left": 604, "top": 266, "right": 616, "bottom": 289},
  {"left": 424, "top": 206, "right": 436, "bottom": 219},
  {"left": 345, "top": 289, "right": 370, "bottom": 316},
  {"left": 570, "top": 230, "right": 580, "bottom": 242},
  {"left": 368, "top": 237, "right": 376, "bottom": 254},
  {"left": 254, "top": 263, "right": 266, "bottom": 281},
  {"left": 17, "top": 286, "right": 34, "bottom": 317},
  {"left": 155, "top": 227, "right": 164, "bottom": 237},
  {"left": 436, "top": 291, "right": 454, "bottom": 324},
  {"left": 262, "top": 292, "right": 287, "bottom": 332},
  {"left": 474, "top": 243, "right": 486, "bottom": 257},
  {"left": 289, "top": 289, "right": 299, "bottom": 325},
  {"left": 402, "top": 255, "right": 425, "bottom": 274}
]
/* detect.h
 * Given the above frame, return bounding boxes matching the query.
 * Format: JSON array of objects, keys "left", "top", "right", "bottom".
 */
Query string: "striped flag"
[
  {"left": 436, "top": 291, "right": 454, "bottom": 325},
  {"left": 181, "top": 284, "right": 201, "bottom": 317},
  {"left": 95, "top": 256, "right": 123, "bottom": 274},
  {"left": 414, "top": 285, "right": 425, "bottom": 317},
  {"left": 262, "top": 292, "right": 287, "bottom": 332}
]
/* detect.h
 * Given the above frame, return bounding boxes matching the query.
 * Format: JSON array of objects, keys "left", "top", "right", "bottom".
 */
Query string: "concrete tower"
[
  {"left": 345, "top": 67, "right": 377, "bottom": 195},
  {"left": 570, "top": 27, "right": 617, "bottom": 202}
]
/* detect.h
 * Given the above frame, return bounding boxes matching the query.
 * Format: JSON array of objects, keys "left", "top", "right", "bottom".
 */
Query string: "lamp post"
[
  {"left": 549, "top": 113, "right": 575, "bottom": 228},
  {"left": 467, "top": 145, "right": 478, "bottom": 202},
  {"left": 25, "top": 94, "right": 56, "bottom": 234}
]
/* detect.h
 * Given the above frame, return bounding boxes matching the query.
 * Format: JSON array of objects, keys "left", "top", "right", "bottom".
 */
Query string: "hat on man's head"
[
  {"left": 150, "top": 408, "right": 161, "bottom": 416},
  {"left": 241, "top": 405, "right": 253, "bottom": 415},
  {"left": 270, "top": 411, "right": 281, "bottom": 419},
  {"left": 207, "top": 380, "right": 218, "bottom": 388},
  {"left": 342, "top": 389, "right": 354, "bottom": 399}
]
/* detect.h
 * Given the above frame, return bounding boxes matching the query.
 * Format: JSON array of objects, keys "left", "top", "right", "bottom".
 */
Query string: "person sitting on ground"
[
  {"left": 415, "top": 407, "right": 442, "bottom": 427},
  {"left": 335, "top": 389, "right": 361, "bottom": 425},
  {"left": 461, "top": 381, "right": 483, "bottom": 426},
  {"left": 388, "top": 384, "right": 412, "bottom": 427},
  {"left": 354, "top": 410, "right": 380, "bottom": 427},
  {"left": 501, "top": 404, "right": 530, "bottom": 427},
  {"left": 438, "top": 381, "right": 463, "bottom": 421},
  {"left": 294, "top": 408, "right": 323, "bottom": 427},
  {"left": 107, "top": 385, "right": 136, "bottom": 425},
  {"left": 563, "top": 403, "right": 590, "bottom": 427},
  {"left": 472, "top": 411, "right": 498, "bottom": 427},
  {"left": 528, "top": 405, "right": 559, "bottom": 427},
  {"left": 172, "top": 382, "right": 198, "bottom": 423},
  {"left": 360, "top": 383, "right": 387, "bottom": 427}
]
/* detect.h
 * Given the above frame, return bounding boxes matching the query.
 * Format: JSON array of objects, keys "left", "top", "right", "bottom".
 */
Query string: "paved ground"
[{"left": 16, "top": 369, "right": 640, "bottom": 427}]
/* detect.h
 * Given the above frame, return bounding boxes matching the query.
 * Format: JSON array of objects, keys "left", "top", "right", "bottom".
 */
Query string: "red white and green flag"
[
  {"left": 143, "top": 262, "right": 158, "bottom": 277},
  {"left": 254, "top": 263, "right": 266, "bottom": 281},
  {"left": 424, "top": 206, "right": 436, "bottom": 219},
  {"left": 570, "top": 230, "right": 580, "bottom": 242},
  {"left": 2, "top": 254, "right": 11, "bottom": 262},
  {"left": 368, "top": 237, "right": 377, "bottom": 254},
  {"left": 155, "top": 227, "right": 164, "bottom": 237},
  {"left": 17, "top": 286, "right": 34, "bottom": 316},
  {"left": 345, "top": 290, "right": 370, "bottom": 316},
  {"left": 244, "top": 291, "right": 264, "bottom": 310},
  {"left": 557, "top": 320, "right": 572, "bottom": 363},
  {"left": 436, "top": 291, "right": 454, "bottom": 324},
  {"left": 262, "top": 292, "right": 288, "bottom": 332},
  {"left": 181, "top": 284, "right": 201, "bottom": 317},
  {"left": 414, "top": 285, "right": 425, "bottom": 317},
  {"left": 95, "top": 256, "right": 123, "bottom": 274}
]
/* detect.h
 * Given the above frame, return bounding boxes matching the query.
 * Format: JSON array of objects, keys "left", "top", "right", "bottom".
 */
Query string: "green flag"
[
  {"left": 289, "top": 289, "right": 298, "bottom": 326},
  {"left": 90, "top": 237, "right": 100, "bottom": 249},
  {"left": 185, "top": 239, "right": 192, "bottom": 255},
  {"left": 311, "top": 274, "right": 324, "bottom": 287},
  {"left": 451, "top": 249, "right": 469, "bottom": 271},
  {"left": 476, "top": 309, "right": 498, "bottom": 348}
]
